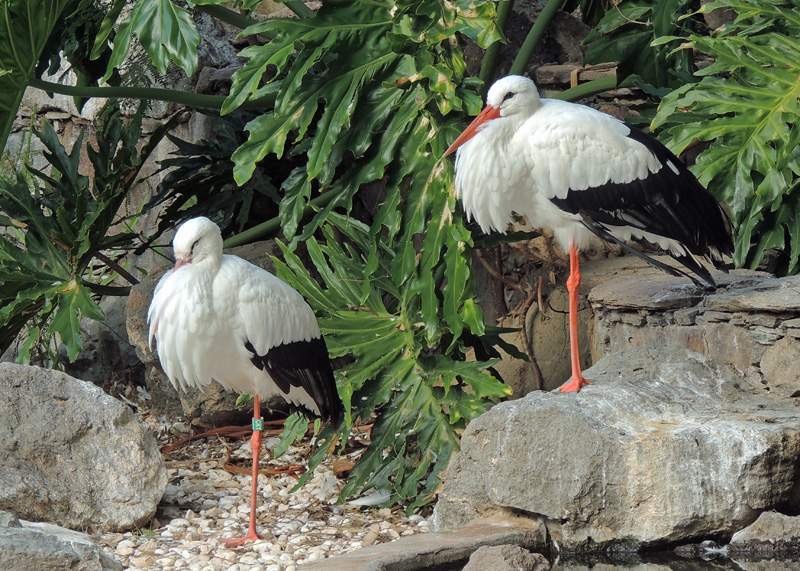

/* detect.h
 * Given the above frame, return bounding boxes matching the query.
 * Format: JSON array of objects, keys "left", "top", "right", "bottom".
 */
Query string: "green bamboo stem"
[
  {"left": 284, "top": 0, "right": 316, "bottom": 19},
  {"left": 478, "top": 0, "right": 515, "bottom": 97},
  {"left": 509, "top": 0, "right": 567, "bottom": 76},
  {"left": 554, "top": 74, "right": 635, "bottom": 102},
  {"left": 195, "top": 4, "right": 255, "bottom": 30}
]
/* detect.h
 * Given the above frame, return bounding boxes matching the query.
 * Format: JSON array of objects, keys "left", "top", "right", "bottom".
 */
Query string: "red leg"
[
  {"left": 560, "top": 243, "right": 591, "bottom": 392},
  {"left": 222, "top": 395, "right": 262, "bottom": 545}
]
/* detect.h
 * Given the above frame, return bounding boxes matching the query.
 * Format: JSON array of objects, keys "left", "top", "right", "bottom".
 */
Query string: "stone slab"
[{"left": 300, "top": 518, "right": 546, "bottom": 571}]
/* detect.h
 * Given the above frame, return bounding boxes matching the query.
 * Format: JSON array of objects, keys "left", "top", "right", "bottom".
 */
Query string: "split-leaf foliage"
[
  {"left": 0, "top": 104, "right": 176, "bottom": 361},
  {"left": 207, "top": 0, "right": 513, "bottom": 508},
  {"left": 651, "top": 0, "right": 800, "bottom": 274}
]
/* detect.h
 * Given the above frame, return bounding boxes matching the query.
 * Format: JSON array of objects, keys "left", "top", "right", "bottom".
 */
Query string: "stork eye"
[
  {"left": 190, "top": 239, "right": 200, "bottom": 253},
  {"left": 502, "top": 91, "right": 516, "bottom": 103}
]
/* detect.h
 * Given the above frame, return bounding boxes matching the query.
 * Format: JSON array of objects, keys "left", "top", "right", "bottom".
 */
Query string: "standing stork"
[
  {"left": 444, "top": 75, "right": 733, "bottom": 392},
  {"left": 148, "top": 216, "right": 341, "bottom": 545}
]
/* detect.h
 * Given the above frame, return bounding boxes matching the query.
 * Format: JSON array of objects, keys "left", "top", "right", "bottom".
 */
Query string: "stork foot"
[
  {"left": 560, "top": 374, "right": 591, "bottom": 392},
  {"left": 221, "top": 530, "right": 260, "bottom": 546}
]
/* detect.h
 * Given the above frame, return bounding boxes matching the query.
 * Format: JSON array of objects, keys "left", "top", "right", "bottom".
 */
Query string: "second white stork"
[
  {"left": 444, "top": 75, "right": 733, "bottom": 392},
  {"left": 148, "top": 216, "right": 341, "bottom": 545}
]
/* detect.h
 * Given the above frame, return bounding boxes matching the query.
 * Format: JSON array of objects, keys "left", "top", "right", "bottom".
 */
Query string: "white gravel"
[{"left": 93, "top": 417, "right": 431, "bottom": 570}]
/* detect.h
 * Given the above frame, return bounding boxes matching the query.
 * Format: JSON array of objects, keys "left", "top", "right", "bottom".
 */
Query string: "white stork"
[
  {"left": 445, "top": 75, "right": 733, "bottom": 392},
  {"left": 148, "top": 216, "right": 341, "bottom": 544}
]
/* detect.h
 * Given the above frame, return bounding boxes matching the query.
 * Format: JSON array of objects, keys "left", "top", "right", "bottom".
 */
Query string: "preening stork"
[
  {"left": 445, "top": 75, "right": 733, "bottom": 392},
  {"left": 148, "top": 216, "right": 341, "bottom": 545}
]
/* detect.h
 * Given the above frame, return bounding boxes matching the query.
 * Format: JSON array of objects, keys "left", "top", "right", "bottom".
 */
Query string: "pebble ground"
[{"left": 93, "top": 416, "right": 431, "bottom": 571}]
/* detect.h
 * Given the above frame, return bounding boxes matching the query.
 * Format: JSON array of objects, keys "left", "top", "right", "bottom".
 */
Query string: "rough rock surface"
[
  {"left": 433, "top": 347, "right": 800, "bottom": 550},
  {"left": 0, "top": 510, "right": 122, "bottom": 571},
  {"left": 462, "top": 544, "right": 549, "bottom": 571},
  {"left": 589, "top": 271, "right": 800, "bottom": 395},
  {"left": 126, "top": 239, "right": 287, "bottom": 426},
  {"left": 0, "top": 363, "right": 167, "bottom": 532},
  {"left": 730, "top": 511, "right": 800, "bottom": 553}
]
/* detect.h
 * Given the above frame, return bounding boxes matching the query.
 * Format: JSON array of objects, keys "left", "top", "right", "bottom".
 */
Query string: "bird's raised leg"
[
  {"left": 222, "top": 395, "right": 263, "bottom": 545},
  {"left": 560, "top": 243, "right": 591, "bottom": 392}
]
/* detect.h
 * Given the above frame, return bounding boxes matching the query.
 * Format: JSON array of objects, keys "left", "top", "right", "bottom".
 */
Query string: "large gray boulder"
[
  {"left": 0, "top": 510, "right": 122, "bottom": 571},
  {"left": 433, "top": 347, "right": 800, "bottom": 550},
  {"left": 0, "top": 363, "right": 166, "bottom": 532}
]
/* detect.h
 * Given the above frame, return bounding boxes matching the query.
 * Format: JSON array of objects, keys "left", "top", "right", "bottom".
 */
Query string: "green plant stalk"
[
  {"left": 284, "top": 0, "right": 316, "bottom": 19},
  {"left": 28, "top": 78, "right": 277, "bottom": 111},
  {"left": 478, "top": 0, "right": 514, "bottom": 96},
  {"left": 222, "top": 190, "right": 337, "bottom": 248},
  {"left": 554, "top": 75, "right": 635, "bottom": 101},
  {"left": 195, "top": 4, "right": 255, "bottom": 30},
  {"left": 509, "top": 0, "right": 566, "bottom": 76}
]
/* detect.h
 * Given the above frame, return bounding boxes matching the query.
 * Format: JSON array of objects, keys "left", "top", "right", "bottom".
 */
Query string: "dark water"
[
  {"left": 553, "top": 551, "right": 800, "bottom": 570},
  {"left": 421, "top": 552, "right": 800, "bottom": 570}
]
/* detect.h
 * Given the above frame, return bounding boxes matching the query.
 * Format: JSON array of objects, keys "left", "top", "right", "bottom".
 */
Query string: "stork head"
[
  {"left": 444, "top": 75, "right": 541, "bottom": 157},
  {"left": 171, "top": 216, "right": 224, "bottom": 270}
]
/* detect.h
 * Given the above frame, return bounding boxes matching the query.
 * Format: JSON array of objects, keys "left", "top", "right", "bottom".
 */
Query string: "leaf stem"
[
  {"left": 83, "top": 282, "right": 132, "bottom": 296},
  {"left": 94, "top": 251, "right": 140, "bottom": 286},
  {"left": 28, "top": 78, "right": 277, "bottom": 111},
  {"left": 223, "top": 190, "right": 337, "bottom": 248},
  {"left": 509, "top": 0, "right": 566, "bottom": 76}
]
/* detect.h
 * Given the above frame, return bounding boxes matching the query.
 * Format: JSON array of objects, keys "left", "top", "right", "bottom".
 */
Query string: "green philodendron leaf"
[
  {"left": 192, "top": 0, "right": 264, "bottom": 9},
  {"left": 101, "top": 0, "right": 201, "bottom": 82},
  {"left": 0, "top": 0, "right": 76, "bottom": 153},
  {"left": 222, "top": 41, "right": 294, "bottom": 115},
  {"left": 652, "top": 0, "right": 800, "bottom": 271},
  {"left": 584, "top": 0, "right": 694, "bottom": 89},
  {"left": 276, "top": 211, "right": 508, "bottom": 509},
  {"left": 279, "top": 168, "right": 312, "bottom": 240},
  {"left": 274, "top": 412, "right": 310, "bottom": 458},
  {"left": 90, "top": 0, "right": 126, "bottom": 60},
  {"left": 48, "top": 280, "right": 104, "bottom": 361},
  {"left": 454, "top": 0, "right": 504, "bottom": 48}
]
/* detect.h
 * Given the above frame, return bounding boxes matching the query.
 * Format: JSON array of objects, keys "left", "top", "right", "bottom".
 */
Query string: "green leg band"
[{"left": 252, "top": 418, "right": 264, "bottom": 431}]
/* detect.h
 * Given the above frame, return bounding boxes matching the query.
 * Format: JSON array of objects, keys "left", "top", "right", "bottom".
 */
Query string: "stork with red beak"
[
  {"left": 148, "top": 216, "right": 341, "bottom": 544},
  {"left": 444, "top": 75, "right": 733, "bottom": 392}
]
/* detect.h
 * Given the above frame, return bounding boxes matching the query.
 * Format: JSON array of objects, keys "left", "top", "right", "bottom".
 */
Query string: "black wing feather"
[
  {"left": 550, "top": 125, "right": 733, "bottom": 287},
  {"left": 245, "top": 337, "right": 341, "bottom": 424}
]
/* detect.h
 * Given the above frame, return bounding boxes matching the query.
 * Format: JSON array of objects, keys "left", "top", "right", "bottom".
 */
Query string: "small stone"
[
  {"left": 607, "top": 311, "right": 624, "bottom": 323},
  {"left": 701, "top": 310, "right": 730, "bottom": 322},
  {"left": 129, "top": 555, "right": 155, "bottom": 567},
  {"left": 748, "top": 327, "right": 782, "bottom": 345},
  {"left": 361, "top": 525, "right": 380, "bottom": 546},
  {"left": 745, "top": 314, "right": 779, "bottom": 327},
  {"left": 674, "top": 308, "right": 699, "bottom": 325},
  {"left": 620, "top": 313, "right": 646, "bottom": 326},
  {"left": 463, "top": 544, "right": 548, "bottom": 571}
]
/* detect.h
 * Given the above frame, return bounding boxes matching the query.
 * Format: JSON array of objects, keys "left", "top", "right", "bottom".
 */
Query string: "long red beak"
[
  {"left": 444, "top": 104, "right": 501, "bottom": 157},
  {"left": 174, "top": 257, "right": 190, "bottom": 271}
]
